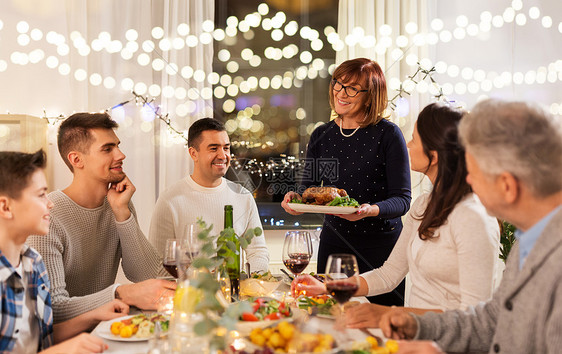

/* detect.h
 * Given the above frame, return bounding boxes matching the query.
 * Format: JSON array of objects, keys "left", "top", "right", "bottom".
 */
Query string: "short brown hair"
[
  {"left": 57, "top": 112, "right": 118, "bottom": 171},
  {"left": 0, "top": 149, "right": 46, "bottom": 199},
  {"left": 329, "top": 58, "right": 388, "bottom": 127},
  {"left": 187, "top": 118, "right": 226, "bottom": 149}
]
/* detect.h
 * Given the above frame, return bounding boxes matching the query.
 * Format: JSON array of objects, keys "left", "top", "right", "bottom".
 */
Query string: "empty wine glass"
[
  {"left": 163, "top": 239, "right": 179, "bottom": 278},
  {"left": 325, "top": 254, "right": 360, "bottom": 322},
  {"left": 215, "top": 262, "right": 232, "bottom": 303},
  {"left": 176, "top": 224, "right": 203, "bottom": 279},
  {"left": 282, "top": 231, "right": 313, "bottom": 279}
]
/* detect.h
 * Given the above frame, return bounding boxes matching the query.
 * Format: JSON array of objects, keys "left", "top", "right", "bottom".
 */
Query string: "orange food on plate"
[
  {"left": 110, "top": 322, "right": 123, "bottom": 335},
  {"left": 248, "top": 321, "right": 335, "bottom": 353},
  {"left": 110, "top": 314, "right": 169, "bottom": 338},
  {"left": 119, "top": 325, "right": 133, "bottom": 338}
]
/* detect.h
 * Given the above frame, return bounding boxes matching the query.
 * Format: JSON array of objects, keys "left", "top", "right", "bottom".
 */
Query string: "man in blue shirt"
[
  {"left": 377, "top": 99, "right": 562, "bottom": 354},
  {"left": 0, "top": 150, "right": 128, "bottom": 353}
]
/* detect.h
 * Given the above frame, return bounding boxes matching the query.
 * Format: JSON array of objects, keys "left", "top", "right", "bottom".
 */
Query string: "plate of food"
[
  {"left": 237, "top": 320, "right": 339, "bottom": 354},
  {"left": 297, "top": 295, "right": 361, "bottom": 319},
  {"left": 347, "top": 335, "right": 400, "bottom": 354},
  {"left": 288, "top": 187, "right": 360, "bottom": 214},
  {"left": 240, "top": 271, "right": 282, "bottom": 298},
  {"left": 236, "top": 297, "right": 294, "bottom": 335},
  {"left": 95, "top": 314, "right": 169, "bottom": 342},
  {"left": 297, "top": 295, "right": 337, "bottom": 318}
]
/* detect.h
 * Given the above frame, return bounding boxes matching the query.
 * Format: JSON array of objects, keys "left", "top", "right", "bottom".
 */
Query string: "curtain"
[
  {"left": 336, "top": 0, "right": 432, "bottom": 201},
  {"left": 336, "top": 0, "right": 433, "bottom": 306},
  {"left": 0, "top": 0, "right": 214, "bottom": 232}
]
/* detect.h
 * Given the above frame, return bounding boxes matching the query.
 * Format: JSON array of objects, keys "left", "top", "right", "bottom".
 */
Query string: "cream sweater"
[
  {"left": 360, "top": 193, "right": 502, "bottom": 310},
  {"left": 27, "top": 191, "right": 163, "bottom": 322},
  {"left": 148, "top": 176, "right": 270, "bottom": 273}
]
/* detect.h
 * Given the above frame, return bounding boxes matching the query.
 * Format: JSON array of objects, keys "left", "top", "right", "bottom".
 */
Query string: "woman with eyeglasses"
[{"left": 281, "top": 58, "right": 411, "bottom": 306}]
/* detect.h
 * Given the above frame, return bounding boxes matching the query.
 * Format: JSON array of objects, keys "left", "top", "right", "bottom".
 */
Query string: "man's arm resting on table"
[{"left": 114, "top": 279, "right": 177, "bottom": 310}]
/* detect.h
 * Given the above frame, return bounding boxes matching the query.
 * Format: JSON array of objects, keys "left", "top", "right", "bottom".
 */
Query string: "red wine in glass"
[
  {"left": 325, "top": 253, "right": 360, "bottom": 309},
  {"left": 326, "top": 280, "right": 359, "bottom": 304},
  {"left": 164, "top": 239, "right": 179, "bottom": 278},
  {"left": 282, "top": 231, "right": 313, "bottom": 277},
  {"left": 283, "top": 253, "right": 311, "bottom": 274},
  {"left": 163, "top": 261, "right": 178, "bottom": 278}
]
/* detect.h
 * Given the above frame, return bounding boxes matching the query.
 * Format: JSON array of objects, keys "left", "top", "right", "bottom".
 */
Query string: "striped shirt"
[{"left": 0, "top": 245, "right": 53, "bottom": 353}]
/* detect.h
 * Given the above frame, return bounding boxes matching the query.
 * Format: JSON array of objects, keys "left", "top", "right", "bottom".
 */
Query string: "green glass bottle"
[{"left": 220, "top": 205, "right": 240, "bottom": 301}]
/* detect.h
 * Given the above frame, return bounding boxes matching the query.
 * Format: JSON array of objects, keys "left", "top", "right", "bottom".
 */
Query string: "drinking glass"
[
  {"left": 324, "top": 254, "right": 360, "bottom": 317},
  {"left": 216, "top": 262, "right": 232, "bottom": 303},
  {"left": 163, "top": 239, "right": 178, "bottom": 278},
  {"left": 176, "top": 224, "right": 203, "bottom": 279},
  {"left": 282, "top": 231, "right": 313, "bottom": 278}
]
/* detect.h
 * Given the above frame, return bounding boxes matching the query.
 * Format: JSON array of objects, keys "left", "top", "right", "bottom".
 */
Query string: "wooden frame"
[{"left": 0, "top": 114, "right": 54, "bottom": 190}]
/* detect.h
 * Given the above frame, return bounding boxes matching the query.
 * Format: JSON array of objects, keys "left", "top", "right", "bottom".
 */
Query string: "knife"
[{"left": 280, "top": 268, "right": 294, "bottom": 281}]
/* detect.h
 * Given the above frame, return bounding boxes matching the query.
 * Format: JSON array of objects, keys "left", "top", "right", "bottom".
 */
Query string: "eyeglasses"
[{"left": 331, "top": 79, "right": 368, "bottom": 97}]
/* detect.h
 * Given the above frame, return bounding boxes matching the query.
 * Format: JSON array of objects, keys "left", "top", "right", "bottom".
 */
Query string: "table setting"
[
  {"left": 91, "top": 285, "right": 389, "bottom": 353},
  {"left": 91, "top": 228, "right": 395, "bottom": 354}
]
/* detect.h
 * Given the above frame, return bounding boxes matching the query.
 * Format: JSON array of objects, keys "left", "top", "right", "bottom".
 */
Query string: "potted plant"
[{"left": 499, "top": 220, "right": 516, "bottom": 263}]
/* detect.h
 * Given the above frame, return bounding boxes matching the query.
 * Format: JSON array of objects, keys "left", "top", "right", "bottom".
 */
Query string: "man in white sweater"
[
  {"left": 149, "top": 118, "right": 269, "bottom": 273},
  {"left": 27, "top": 113, "right": 175, "bottom": 323}
]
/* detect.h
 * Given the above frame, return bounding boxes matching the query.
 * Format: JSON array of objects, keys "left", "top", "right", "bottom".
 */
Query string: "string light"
[
  {"left": 34, "top": 62, "right": 450, "bottom": 177},
  {"left": 2, "top": 0, "right": 561, "bottom": 168},
  {"left": 3, "top": 1, "right": 559, "bottom": 106},
  {"left": 389, "top": 63, "right": 449, "bottom": 112},
  {"left": 230, "top": 154, "right": 303, "bottom": 178}
]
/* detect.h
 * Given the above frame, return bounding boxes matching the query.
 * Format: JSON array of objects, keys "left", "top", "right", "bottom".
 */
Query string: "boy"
[{"left": 0, "top": 150, "right": 127, "bottom": 353}]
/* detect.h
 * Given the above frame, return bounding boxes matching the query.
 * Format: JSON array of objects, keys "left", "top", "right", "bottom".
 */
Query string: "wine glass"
[
  {"left": 163, "top": 239, "right": 179, "bottom": 278},
  {"left": 176, "top": 224, "right": 203, "bottom": 279},
  {"left": 215, "top": 262, "right": 232, "bottom": 303},
  {"left": 325, "top": 254, "right": 360, "bottom": 321},
  {"left": 282, "top": 231, "right": 313, "bottom": 280}
]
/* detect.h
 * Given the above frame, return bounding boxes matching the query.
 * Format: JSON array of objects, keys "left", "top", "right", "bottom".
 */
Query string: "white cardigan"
[{"left": 360, "top": 193, "right": 503, "bottom": 310}]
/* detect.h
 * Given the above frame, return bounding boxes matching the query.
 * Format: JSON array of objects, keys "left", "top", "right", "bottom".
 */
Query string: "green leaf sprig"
[
  {"left": 499, "top": 220, "right": 516, "bottom": 263},
  {"left": 184, "top": 218, "right": 261, "bottom": 349}
]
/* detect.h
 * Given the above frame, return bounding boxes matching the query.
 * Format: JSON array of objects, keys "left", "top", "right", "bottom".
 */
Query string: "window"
[{"left": 214, "top": 0, "right": 337, "bottom": 214}]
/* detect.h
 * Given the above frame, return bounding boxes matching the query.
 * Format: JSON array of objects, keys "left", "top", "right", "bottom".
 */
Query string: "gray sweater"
[
  {"left": 27, "top": 191, "right": 163, "bottom": 322},
  {"left": 415, "top": 207, "right": 562, "bottom": 353}
]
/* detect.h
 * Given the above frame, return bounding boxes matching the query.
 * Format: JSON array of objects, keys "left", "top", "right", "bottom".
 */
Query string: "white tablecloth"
[{"left": 92, "top": 296, "right": 385, "bottom": 354}]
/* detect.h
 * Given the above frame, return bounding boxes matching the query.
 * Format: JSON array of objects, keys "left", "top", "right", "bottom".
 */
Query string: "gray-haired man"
[{"left": 379, "top": 99, "right": 562, "bottom": 354}]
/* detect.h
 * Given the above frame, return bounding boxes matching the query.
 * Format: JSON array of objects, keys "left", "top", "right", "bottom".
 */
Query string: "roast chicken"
[{"left": 301, "top": 186, "right": 348, "bottom": 205}]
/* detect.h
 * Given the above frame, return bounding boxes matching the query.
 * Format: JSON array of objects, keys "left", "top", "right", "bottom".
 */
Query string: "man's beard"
[{"left": 107, "top": 172, "right": 126, "bottom": 184}]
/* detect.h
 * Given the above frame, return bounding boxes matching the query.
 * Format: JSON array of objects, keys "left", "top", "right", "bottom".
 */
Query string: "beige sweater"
[
  {"left": 361, "top": 193, "right": 502, "bottom": 310},
  {"left": 27, "top": 191, "right": 163, "bottom": 323}
]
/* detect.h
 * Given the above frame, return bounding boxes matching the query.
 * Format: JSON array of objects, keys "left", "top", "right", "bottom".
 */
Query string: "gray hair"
[{"left": 459, "top": 99, "right": 562, "bottom": 198}]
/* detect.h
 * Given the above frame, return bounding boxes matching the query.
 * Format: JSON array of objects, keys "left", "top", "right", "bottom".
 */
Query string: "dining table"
[{"left": 91, "top": 279, "right": 387, "bottom": 354}]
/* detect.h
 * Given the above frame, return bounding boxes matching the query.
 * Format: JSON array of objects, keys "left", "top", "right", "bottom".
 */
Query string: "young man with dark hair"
[
  {"left": 1, "top": 150, "right": 128, "bottom": 353},
  {"left": 149, "top": 118, "right": 269, "bottom": 273},
  {"left": 186, "top": 117, "right": 226, "bottom": 149},
  {"left": 27, "top": 112, "right": 175, "bottom": 323}
]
